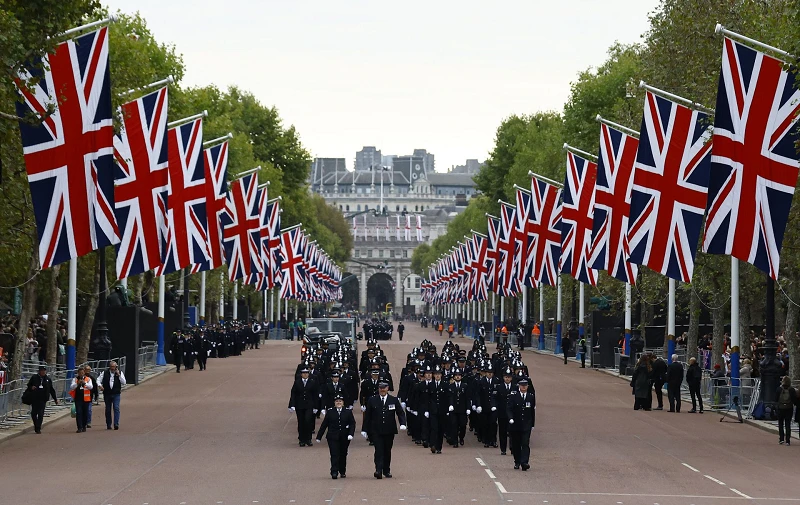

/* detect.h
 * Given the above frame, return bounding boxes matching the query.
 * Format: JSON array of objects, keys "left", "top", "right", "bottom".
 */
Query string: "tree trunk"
[
  {"left": 76, "top": 258, "right": 101, "bottom": 365},
  {"left": 45, "top": 264, "right": 62, "bottom": 365},
  {"left": 10, "top": 252, "right": 39, "bottom": 381},
  {"left": 712, "top": 305, "right": 724, "bottom": 367},
  {"left": 785, "top": 286, "right": 800, "bottom": 382},
  {"left": 688, "top": 289, "right": 700, "bottom": 363}
]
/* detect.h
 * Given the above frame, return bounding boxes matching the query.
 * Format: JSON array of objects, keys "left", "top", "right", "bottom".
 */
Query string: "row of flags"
[
  {"left": 423, "top": 32, "right": 799, "bottom": 305},
  {"left": 352, "top": 214, "right": 424, "bottom": 242},
  {"left": 13, "top": 25, "right": 341, "bottom": 303}
]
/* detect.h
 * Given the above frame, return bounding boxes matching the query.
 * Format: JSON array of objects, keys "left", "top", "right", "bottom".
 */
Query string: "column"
[
  {"left": 360, "top": 266, "right": 367, "bottom": 313},
  {"left": 395, "top": 265, "right": 403, "bottom": 319}
]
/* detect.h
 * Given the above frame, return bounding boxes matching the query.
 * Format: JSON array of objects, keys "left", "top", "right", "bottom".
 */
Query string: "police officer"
[
  {"left": 169, "top": 330, "right": 185, "bottom": 373},
  {"left": 362, "top": 381, "right": 407, "bottom": 479},
  {"left": 493, "top": 368, "right": 515, "bottom": 455},
  {"left": 507, "top": 378, "right": 536, "bottom": 470},
  {"left": 316, "top": 394, "right": 355, "bottom": 479},
  {"left": 447, "top": 369, "right": 471, "bottom": 447},
  {"left": 288, "top": 367, "right": 320, "bottom": 446}
]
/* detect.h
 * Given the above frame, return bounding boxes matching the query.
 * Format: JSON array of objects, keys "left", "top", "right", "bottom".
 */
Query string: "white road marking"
[
  {"left": 704, "top": 475, "right": 726, "bottom": 486},
  {"left": 495, "top": 482, "right": 508, "bottom": 493},
  {"left": 476, "top": 457, "right": 486, "bottom": 467},
  {"left": 485, "top": 469, "right": 496, "bottom": 479},
  {"left": 500, "top": 491, "right": 800, "bottom": 501},
  {"left": 682, "top": 463, "right": 700, "bottom": 473},
  {"left": 730, "top": 489, "right": 753, "bottom": 499}
]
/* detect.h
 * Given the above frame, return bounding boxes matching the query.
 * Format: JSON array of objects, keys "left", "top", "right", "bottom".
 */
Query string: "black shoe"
[
  {"left": 431, "top": 447, "right": 436, "bottom": 453},
  {"left": 76, "top": 429, "right": 82, "bottom": 433},
  {"left": 35, "top": 429, "right": 41, "bottom": 434},
  {"left": 688, "top": 409, "right": 696, "bottom": 413},
  {"left": 107, "top": 426, "right": 112, "bottom": 430},
  {"left": 501, "top": 451, "right": 506, "bottom": 455},
  {"left": 668, "top": 409, "right": 675, "bottom": 412},
  {"left": 114, "top": 425, "right": 119, "bottom": 430},
  {"left": 369, "top": 442, "right": 374, "bottom": 446},
  {"left": 86, "top": 424, "right": 91, "bottom": 428},
  {"left": 422, "top": 442, "right": 428, "bottom": 448},
  {"left": 459, "top": 439, "right": 464, "bottom": 446},
  {"left": 484, "top": 444, "right": 489, "bottom": 448},
  {"left": 331, "top": 475, "right": 338, "bottom": 479},
  {"left": 307, "top": 441, "right": 313, "bottom": 447},
  {"left": 176, "top": 369, "right": 180, "bottom": 373},
  {"left": 374, "top": 472, "right": 382, "bottom": 479},
  {"left": 436, "top": 450, "right": 442, "bottom": 454},
  {"left": 655, "top": 407, "right": 663, "bottom": 411},
  {"left": 299, "top": 442, "right": 306, "bottom": 447},
  {"left": 384, "top": 473, "right": 392, "bottom": 478},
  {"left": 514, "top": 464, "right": 520, "bottom": 469},
  {"left": 491, "top": 443, "right": 498, "bottom": 448},
  {"left": 699, "top": 410, "right": 704, "bottom": 414},
  {"left": 340, "top": 474, "right": 346, "bottom": 478},
  {"left": 780, "top": 440, "right": 785, "bottom": 445},
  {"left": 522, "top": 464, "right": 530, "bottom": 471}
]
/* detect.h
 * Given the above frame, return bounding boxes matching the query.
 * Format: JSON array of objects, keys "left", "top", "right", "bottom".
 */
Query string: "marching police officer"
[
  {"left": 316, "top": 394, "right": 355, "bottom": 479},
  {"left": 288, "top": 367, "right": 320, "bottom": 447},
  {"left": 362, "top": 381, "right": 407, "bottom": 479},
  {"left": 169, "top": 330, "right": 185, "bottom": 373},
  {"left": 506, "top": 378, "right": 536, "bottom": 470}
]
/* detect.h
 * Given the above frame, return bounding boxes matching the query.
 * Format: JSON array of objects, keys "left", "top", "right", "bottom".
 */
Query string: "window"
[
  {"left": 357, "top": 205, "right": 361, "bottom": 211},
  {"left": 385, "top": 250, "right": 389, "bottom": 258},
  {"left": 402, "top": 250, "right": 408, "bottom": 258},
  {"left": 379, "top": 250, "right": 384, "bottom": 258},
  {"left": 357, "top": 187, "right": 363, "bottom": 194},
  {"left": 415, "top": 278, "right": 421, "bottom": 289},
  {"left": 396, "top": 205, "right": 400, "bottom": 211},
  {"left": 354, "top": 249, "right": 360, "bottom": 258},
  {"left": 403, "top": 205, "right": 407, "bottom": 211},
  {"left": 339, "top": 205, "right": 343, "bottom": 211},
  {"left": 390, "top": 249, "right": 396, "bottom": 258},
  {"left": 407, "top": 297, "right": 411, "bottom": 306},
  {"left": 365, "top": 205, "right": 369, "bottom": 210},
  {"left": 415, "top": 205, "right": 418, "bottom": 212},
  {"left": 367, "top": 250, "right": 373, "bottom": 258},
  {"left": 346, "top": 205, "right": 350, "bottom": 211},
  {"left": 406, "top": 278, "right": 410, "bottom": 288}
]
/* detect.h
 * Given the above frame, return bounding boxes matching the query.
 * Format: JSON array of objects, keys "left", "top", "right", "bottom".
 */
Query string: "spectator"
[
  {"left": 26, "top": 365, "right": 59, "bottom": 434},
  {"left": 97, "top": 361, "right": 126, "bottom": 430},
  {"left": 69, "top": 367, "right": 93, "bottom": 433},
  {"left": 83, "top": 365, "right": 99, "bottom": 428},
  {"left": 25, "top": 329, "right": 38, "bottom": 361},
  {"left": 630, "top": 354, "right": 652, "bottom": 411},
  {"left": 776, "top": 376, "right": 797, "bottom": 446},
  {"left": 650, "top": 354, "right": 668, "bottom": 410},
  {"left": 666, "top": 355, "right": 684, "bottom": 413},
  {"left": 740, "top": 359, "right": 753, "bottom": 379},
  {"left": 686, "top": 357, "right": 704, "bottom": 414},
  {"left": 711, "top": 363, "right": 727, "bottom": 407}
]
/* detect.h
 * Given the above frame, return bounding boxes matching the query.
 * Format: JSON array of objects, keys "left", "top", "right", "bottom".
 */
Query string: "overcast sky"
[{"left": 103, "top": 0, "right": 661, "bottom": 171}]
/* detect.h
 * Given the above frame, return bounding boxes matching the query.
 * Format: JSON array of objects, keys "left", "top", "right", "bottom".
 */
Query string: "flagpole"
[
  {"left": 624, "top": 282, "right": 632, "bottom": 368},
  {"left": 527, "top": 171, "right": 564, "bottom": 188},
  {"left": 199, "top": 271, "right": 206, "bottom": 327},
  {"left": 229, "top": 166, "right": 261, "bottom": 183},
  {"left": 579, "top": 283, "right": 585, "bottom": 362},
  {"left": 167, "top": 110, "right": 208, "bottom": 128},
  {"left": 595, "top": 114, "right": 639, "bottom": 137},
  {"left": 730, "top": 258, "right": 740, "bottom": 388},
  {"left": 156, "top": 274, "right": 166, "bottom": 365},
  {"left": 667, "top": 278, "right": 676, "bottom": 364},
  {"left": 715, "top": 23, "right": 795, "bottom": 60},
  {"left": 202, "top": 132, "right": 233, "bottom": 149},
  {"left": 233, "top": 280, "right": 238, "bottom": 320},
  {"left": 562, "top": 143, "right": 598, "bottom": 162},
  {"left": 638, "top": 81, "right": 715, "bottom": 114},
  {"left": 119, "top": 76, "right": 174, "bottom": 97},
  {"left": 58, "top": 15, "right": 117, "bottom": 38},
  {"left": 539, "top": 287, "right": 545, "bottom": 350},
  {"left": 66, "top": 258, "right": 77, "bottom": 377},
  {"left": 556, "top": 275, "right": 562, "bottom": 355}
]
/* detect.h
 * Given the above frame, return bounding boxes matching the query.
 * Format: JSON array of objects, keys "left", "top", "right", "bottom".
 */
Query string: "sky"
[{"left": 103, "top": 0, "right": 662, "bottom": 172}]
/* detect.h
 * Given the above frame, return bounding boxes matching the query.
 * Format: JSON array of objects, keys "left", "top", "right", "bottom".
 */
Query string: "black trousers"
[
  {"left": 483, "top": 411, "right": 497, "bottom": 445},
  {"left": 450, "top": 413, "right": 467, "bottom": 444},
  {"left": 580, "top": 353, "right": 586, "bottom": 368},
  {"left": 420, "top": 415, "right": 431, "bottom": 445},
  {"left": 30, "top": 401, "right": 47, "bottom": 431},
  {"left": 689, "top": 384, "right": 703, "bottom": 411},
  {"left": 327, "top": 437, "right": 350, "bottom": 475},
  {"left": 653, "top": 381, "right": 665, "bottom": 408},
  {"left": 372, "top": 433, "right": 395, "bottom": 474},
  {"left": 197, "top": 354, "right": 207, "bottom": 370},
  {"left": 778, "top": 409, "right": 792, "bottom": 442},
  {"left": 295, "top": 409, "right": 314, "bottom": 442},
  {"left": 509, "top": 429, "right": 531, "bottom": 465},
  {"left": 173, "top": 354, "right": 182, "bottom": 371},
  {"left": 563, "top": 351, "right": 568, "bottom": 365},
  {"left": 497, "top": 416, "right": 509, "bottom": 452},
  {"left": 667, "top": 383, "right": 682, "bottom": 412},
  {"left": 75, "top": 400, "right": 89, "bottom": 430},
  {"left": 429, "top": 413, "right": 445, "bottom": 450}
]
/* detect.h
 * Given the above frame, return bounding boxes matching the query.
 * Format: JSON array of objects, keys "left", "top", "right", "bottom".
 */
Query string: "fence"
[
  {"left": 1, "top": 356, "right": 128, "bottom": 431},
  {"left": 543, "top": 334, "right": 557, "bottom": 353},
  {"left": 137, "top": 342, "right": 163, "bottom": 382}
]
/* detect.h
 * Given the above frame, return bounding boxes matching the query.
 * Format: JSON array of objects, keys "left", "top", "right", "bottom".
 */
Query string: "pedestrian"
[
  {"left": 477, "top": 324, "right": 486, "bottom": 344},
  {"left": 288, "top": 367, "right": 319, "bottom": 446},
  {"left": 169, "top": 330, "right": 185, "bottom": 373},
  {"left": 316, "top": 395, "right": 355, "bottom": 479},
  {"left": 438, "top": 322, "right": 444, "bottom": 337},
  {"left": 506, "top": 378, "right": 535, "bottom": 471},
  {"left": 26, "top": 365, "right": 58, "bottom": 434},
  {"left": 97, "top": 361, "right": 126, "bottom": 430},
  {"left": 579, "top": 337, "right": 587, "bottom": 368},
  {"left": 686, "top": 357, "right": 704, "bottom": 414},
  {"left": 83, "top": 365, "right": 98, "bottom": 428},
  {"left": 69, "top": 367, "right": 93, "bottom": 433},
  {"left": 362, "top": 381, "right": 407, "bottom": 479},
  {"left": 666, "top": 355, "right": 684, "bottom": 413},
  {"left": 776, "top": 375, "right": 797, "bottom": 446},
  {"left": 562, "top": 332, "right": 572, "bottom": 365},
  {"left": 630, "top": 354, "right": 652, "bottom": 411},
  {"left": 650, "top": 354, "right": 667, "bottom": 410}
]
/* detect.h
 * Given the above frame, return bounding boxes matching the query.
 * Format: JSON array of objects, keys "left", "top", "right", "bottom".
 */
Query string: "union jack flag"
[
  {"left": 113, "top": 86, "right": 169, "bottom": 279},
  {"left": 472, "top": 233, "right": 489, "bottom": 301},
  {"left": 15, "top": 28, "right": 119, "bottom": 269},
  {"left": 249, "top": 192, "right": 278, "bottom": 290},
  {"left": 560, "top": 152, "right": 598, "bottom": 286},
  {"left": 627, "top": 91, "right": 712, "bottom": 283},
  {"left": 222, "top": 173, "right": 262, "bottom": 282},
  {"left": 157, "top": 118, "right": 210, "bottom": 276},
  {"left": 486, "top": 216, "right": 501, "bottom": 292},
  {"left": 589, "top": 124, "right": 639, "bottom": 283},
  {"left": 280, "top": 227, "right": 306, "bottom": 299},
  {"left": 192, "top": 141, "right": 229, "bottom": 273},
  {"left": 266, "top": 200, "right": 282, "bottom": 287},
  {"left": 702, "top": 37, "right": 800, "bottom": 279},
  {"left": 529, "top": 178, "right": 562, "bottom": 287},
  {"left": 515, "top": 188, "right": 535, "bottom": 288},
  {"left": 497, "top": 203, "right": 520, "bottom": 296}
]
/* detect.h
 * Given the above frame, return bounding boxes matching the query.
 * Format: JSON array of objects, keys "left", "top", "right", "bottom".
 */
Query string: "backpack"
[{"left": 778, "top": 387, "right": 793, "bottom": 409}]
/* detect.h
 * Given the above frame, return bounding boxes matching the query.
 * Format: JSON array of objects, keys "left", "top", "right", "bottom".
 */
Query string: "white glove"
[
  {"left": 347, "top": 406, "right": 353, "bottom": 410},
  {"left": 410, "top": 410, "right": 417, "bottom": 416},
  {"left": 399, "top": 425, "right": 407, "bottom": 431},
  {"left": 361, "top": 431, "right": 368, "bottom": 438},
  {"left": 400, "top": 402, "right": 406, "bottom": 409},
  {"left": 289, "top": 407, "right": 295, "bottom": 413},
  {"left": 472, "top": 405, "right": 477, "bottom": 411},
  {"left": 448, "top": 405, "right": 454, "bottom": 412},
  {"left": 424, "top": 411, "right": 430, "bottom": 418},
  {"left": 530, "top": 427, "right": 534, "bottom": 431},
  {"left": 509, "top": 419, "right": 514, "bottom": 424},
  {"left": 476, "top": 407, "right": 483, "bottom": 414},
  {"left": 361, "top": 405, "right": 366, "bottom": 412},
  {"left": 347, "top": 435, "right": 354, "bottom": 441},
  {"left": 321, "top": 409, "right": 326, "bottom": 416},
  {"left": 491, "top": 406, "right": 497, "bottom": 412},
  {"left": 466, "top": 409, "right": 471, "bottom": 415},
  {"left": 312, "top": 409, "right": 318, "bottom": 414},
  {"left": 319, "top": 393, "right": 323, "bottom": 398},
  {"left": 315, "top": 439, "right": 321, "bottom": 443}
]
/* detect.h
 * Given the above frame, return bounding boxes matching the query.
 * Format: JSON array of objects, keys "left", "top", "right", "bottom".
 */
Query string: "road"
[{"left": 0, "top": 323, "right": 797, "bottom": 505}]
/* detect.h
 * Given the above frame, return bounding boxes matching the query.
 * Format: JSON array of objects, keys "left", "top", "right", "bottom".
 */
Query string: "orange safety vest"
[
  {"left": 438, "top": 323, "right": 443, "bottom": 331},
  {"left": 448, "top": 324, "right": 454, "bottom": 332},
  {"left": 532, "top": 325, "right": 540, "bottom": 337},
  {"left": 70, "top": 376, "right": 92, "bottom": 402},
  {"left": 501, "top": 326, "right": 508, "bottom": 335}
]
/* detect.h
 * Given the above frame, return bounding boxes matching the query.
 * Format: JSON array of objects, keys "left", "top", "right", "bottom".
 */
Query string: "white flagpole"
[
  {"left": 219, "top": 271, "right": 225, "bottom": 322},
  {"left": 730, "top": 258, "right": 740, "bottom": 381},
  {"left": 579, "top": 282, "right": 585, "bottom": 343},
  {"left": 556, "top": 275, "right": 562, "bottom": 354},
  {"left": 119, "top": 76, "right": 174, "bottom": 97},
  {"left": 539, "top": 287, "right": 545, "bottom": 350},
  {"left": 521, "top": 287, "right": 528, "bottom": 325},
  {"left": 624, "top": 282, "right": 632, "bottom": 360},
  {"left": 66, "top": 259, "right": 78, "bottom": 373},
  {"left": 157, "top": 274, "right": 166, "bottom": 365},
  {"left": 667, "top": 278, "right": 676, "bottom": 363},
  {"left": 232, "top": 280, "right": 238, "bottom": 320},
  {"left": 199, "top": 271, "right": 206, "bottom": 326}
]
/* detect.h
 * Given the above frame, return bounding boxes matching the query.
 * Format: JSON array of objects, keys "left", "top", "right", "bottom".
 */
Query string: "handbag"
[
  {"left": 58, "top": 344, "right": 65, "bottom": 355},
  {"left": 70, "top": 404, "right": 77, "bottom": 418},
  {"left": 21, "top": 388, "right": 34, "bottom": 405}
]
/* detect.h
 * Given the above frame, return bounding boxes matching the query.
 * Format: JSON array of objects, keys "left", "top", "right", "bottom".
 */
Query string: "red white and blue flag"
[
  {"left": 486, "top": 216, "right": 501, "bottom": 293},
  {"left": 627, "top": 91, "right": 712, "bottom": 283},
  {"left": 529, "top": 177, "right": 562, "bottom": 287},
  {"left": 222, "top": 173, "right": 262, "bottom": 282},
  {"left": 497, "top": 203, "right": 520, "bottom": 296},
  {"left": 266, "top": 199, "right": 282, "bottom": 289},
  {"left": 193, "top": 141, "right": 229, "bottom": 273},
  {"left": 515, "top": 188, "right": 535, "bottom": 288},
  {"left": 589, "top": 124, "right": 639, "bottom": 283},
  {"left": 279, "top": 227, "right": 306, "bottom": 299},
  {"left": 472, "top": 233, "right": 489, "bottom": 301},
  {"left": 15, "top": 28, "right": 119, "bottom": 269},
  {"left": 702, "top": 38, "right": 800, "bottom": 279},
  {"left": 560, "top": 151, "right": 598, "bottom": 286},
  {"left": 157, "top": 118, "right": 210, "bottom": 275},
  {"left": 113, "top": 86, "right": 169, "bottom": 279}
]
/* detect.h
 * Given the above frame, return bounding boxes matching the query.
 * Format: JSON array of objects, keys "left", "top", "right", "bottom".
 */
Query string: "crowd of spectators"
[{"left": 1, "top": 312, "right": 68, "bottom": 372}]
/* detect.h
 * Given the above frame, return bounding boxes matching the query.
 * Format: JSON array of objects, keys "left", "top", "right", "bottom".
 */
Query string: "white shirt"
[{"left": 98, "top": 370, "right": 126, "bottom": 391}]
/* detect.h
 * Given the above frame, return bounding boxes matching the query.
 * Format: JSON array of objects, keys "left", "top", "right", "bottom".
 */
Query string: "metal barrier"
[
  {"left": 543, "top": 334, "right": 556, "bottom": 353},
  {"left": 613, "top": 348, "right": 621, "bottom": 372},
  {"left": 269, "top": 328, "right": 289, "bottom": 340},
  {"left": 137, "top": 343, "right": 163, "bottom": 382}
]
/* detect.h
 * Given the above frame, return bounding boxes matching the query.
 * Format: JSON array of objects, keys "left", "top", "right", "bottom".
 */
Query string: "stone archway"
[
  {"left": 340, "top": 271, "right": 359, "bottom": 311},
  {"left": 366, "top": 272, "right": 394, "bottom": 314}
]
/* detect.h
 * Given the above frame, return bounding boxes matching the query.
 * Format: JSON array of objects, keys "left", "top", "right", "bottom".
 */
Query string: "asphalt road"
[{"left": 1, "top": 323, "right": 798, "bottom": 505}]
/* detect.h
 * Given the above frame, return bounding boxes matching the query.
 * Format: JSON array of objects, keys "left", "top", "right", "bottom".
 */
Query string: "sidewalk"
[
  {"left": 522, "top": 345, "right": 784, "bottom": 436},
  {"left": 0, "top": 365, "right": 170, "bottom": 445}
]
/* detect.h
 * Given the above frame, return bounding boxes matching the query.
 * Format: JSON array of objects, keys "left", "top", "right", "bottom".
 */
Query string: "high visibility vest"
[
  {"left": 70, "top": 376, "right": 92, "bottom": 402},
  {"left": 501, "top": 326, "right": 508, "bottom": 335},
  {"left": 532, "top": 325, "right": 541, "bottom": 336}
]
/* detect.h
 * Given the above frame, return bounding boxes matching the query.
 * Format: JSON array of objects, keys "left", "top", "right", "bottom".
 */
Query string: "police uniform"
[
  {"left": 506, "top": 379, "right": 536, "bottom": 470},
  {"left": 288, "top": 369, "right": 320, "bottom": 446},
  {"left": 362, "top": 382, "right": 407, "bottom": 478},
  {"left": 316, "top": 395, "right": 356, "bottom": 479}
]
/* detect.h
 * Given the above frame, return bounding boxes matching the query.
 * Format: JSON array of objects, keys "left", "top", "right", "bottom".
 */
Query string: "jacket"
[
  {"left": 26, "top": 374, "right": 57, "bottom": 403},
  {"left": 316, "top": 408, "right": 356, "bottom": 441},
  {"left": 776, "top": 385, "right": 797, "bottom": 411},
  {"left": 288, "top": 378, "right": 319, "bottom": 410},
  {"left": 448, "top": 381, "right": 473, "bottom": 413},
  {"left": 686, "top": 363, "right": 703, "bottom": 386},
  {"left": 69, "top": 376, "right": 93, "bottom": 402},
  {"left": 506, "top": 389, "right": 535, "bottom": 431},
  {"left": 363, "top": 394, "right": 406, "bottom": 435},
  {"left": 666, "top": 362, "right": 684, "bottom": 385},
  {"left": 492, "top": 381, "right": 515, "bottom": 419},
  {"left": 651, "top": 358, "right": 668, "bottom": 383}
]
